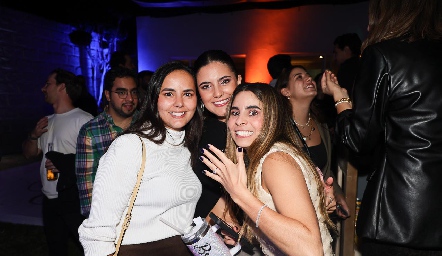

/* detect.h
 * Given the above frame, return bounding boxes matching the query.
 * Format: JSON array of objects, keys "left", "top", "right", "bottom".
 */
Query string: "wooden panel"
[{"left": 334, "top": 146, "right": 359, "bottom": 256}]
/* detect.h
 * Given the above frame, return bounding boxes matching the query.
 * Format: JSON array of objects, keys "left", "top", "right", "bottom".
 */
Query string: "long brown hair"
[
  {"left": 362, "top": 0, "right": 442, "bottom": 51},
  {"left": 275, "top": 65, "right": 326, "bottom": 125},
  {"left": 225, "top": 83, "right": 336, "bottom": 242}
]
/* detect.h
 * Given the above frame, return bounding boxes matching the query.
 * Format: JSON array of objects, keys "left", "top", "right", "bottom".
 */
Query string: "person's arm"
[
  {"left": 208, "top": 196, "right": 241, "bottom": 245},
  {"left": 79, "top": 134, "right": 142, "bottom": 255},
  {"left": 75, "top": 126, "right": 95, "bottom": 218},
  {"left": 321, "top": 70, "right": 352, "bottom": 114},
  {"left": 22, "top": 116, "right": 48, "bottom": 158},
  {"left": 323, "top": 46, "right": 388, "bottom": 154},
  {"left": 259, "top": 152, "right": 324, "bottom": 255},
  {"left": 202, "top": 145, "right": 324, "bottom": 256}
]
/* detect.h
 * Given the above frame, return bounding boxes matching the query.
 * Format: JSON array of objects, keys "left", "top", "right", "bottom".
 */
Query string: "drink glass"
[
  {"left": 46, "top": 143, "right": 59, "bottom": 181},
  {"left": 181, "top": 217, "right": 232, "bottom": 256}
]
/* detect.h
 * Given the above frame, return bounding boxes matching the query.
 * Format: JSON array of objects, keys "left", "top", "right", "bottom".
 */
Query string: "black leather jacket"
[{"left": 336, "top": 38, "right": 442, "bottom": 249}]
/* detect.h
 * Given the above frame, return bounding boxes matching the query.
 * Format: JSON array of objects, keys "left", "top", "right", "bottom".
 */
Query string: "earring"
[
  {"left": 200, "top": 102, "right": 205, "bottom": 109},
  {"left": 287, "top": 96, "right": 290, "bottom": 100}
]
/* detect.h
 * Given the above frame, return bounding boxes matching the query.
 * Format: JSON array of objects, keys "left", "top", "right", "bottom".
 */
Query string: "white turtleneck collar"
[{"left": 165, "top": 128, "right": 185, "bottom": 146}]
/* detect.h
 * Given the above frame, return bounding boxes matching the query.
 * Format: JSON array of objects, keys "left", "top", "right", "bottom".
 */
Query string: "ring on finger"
[
  {"left": 327, "top": 196, "right": 334, "bottom": 206},
  {"left": 212, "top": 167, "right": 219, "bottom": 175}
]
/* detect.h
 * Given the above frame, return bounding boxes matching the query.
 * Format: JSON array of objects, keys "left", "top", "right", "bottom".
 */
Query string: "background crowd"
[{"left": 21, "top": 0, "right": 442, "bottom": 255}]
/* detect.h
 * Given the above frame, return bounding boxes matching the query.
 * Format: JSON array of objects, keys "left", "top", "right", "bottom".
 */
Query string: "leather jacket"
[{"left": 336, "top": 38, "right": 442, "bottom": 249}]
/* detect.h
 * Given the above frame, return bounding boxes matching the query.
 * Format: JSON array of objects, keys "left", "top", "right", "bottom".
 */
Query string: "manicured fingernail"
[
  {"left": 200, "top": 148, "right": 204, "bottom": 154},
  {"left": 202, "top": 170, "right": 207, "bottom": 174},
  {"left": 205, "top": 144, "right": 211, "bottom": 149},
  {"left": 237, "top": 147, "right": 243, "bottom": 152},
  {"left": 199, "top": 156, "right": 204, "bottom": 161}
]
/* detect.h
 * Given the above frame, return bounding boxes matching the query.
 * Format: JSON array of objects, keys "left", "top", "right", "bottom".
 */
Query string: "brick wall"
[{"left": 0, "top": 7, "right": 101, "bottom": 155}]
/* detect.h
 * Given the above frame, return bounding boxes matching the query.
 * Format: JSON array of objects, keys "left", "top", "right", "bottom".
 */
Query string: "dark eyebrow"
[
  {"left": 218, "top": 75, "right": 232, "bottom": 82},
  {"left": 230, "top": 105, "right": 261, "bottom": 110},
  {"left": 198, "top": 81, "right": 210, "bottom": 87},
  {"left": 246, "top": 105, "right": 261, "bottom": 110},
  {"left": 161, "top": 88, "right": 195, "bottom": 93}
]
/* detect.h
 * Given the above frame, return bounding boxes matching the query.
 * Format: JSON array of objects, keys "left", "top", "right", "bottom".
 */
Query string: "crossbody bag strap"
[{"left": 113, "top": 135, "right": 146, "bottom": 256}]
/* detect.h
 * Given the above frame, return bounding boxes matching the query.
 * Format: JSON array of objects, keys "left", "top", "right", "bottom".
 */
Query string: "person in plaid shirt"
[{"left": 75, "top": 67, "right": 140, "bottom": 217}]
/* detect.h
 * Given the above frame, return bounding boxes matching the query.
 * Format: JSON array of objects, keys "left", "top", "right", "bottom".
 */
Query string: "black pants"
[
  {"left": 42, "top": 195, "right": 85, "bottom": 256},
  {"left": 118, "top": 236, "right": 192, "bottom": 256},
  {"left": 359, "top": 239, "right": 442, "bottom": 256}
]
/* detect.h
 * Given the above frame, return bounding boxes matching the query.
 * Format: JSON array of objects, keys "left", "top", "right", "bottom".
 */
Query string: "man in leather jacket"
[{"left": 321, "top": 0, "right": 442, "bottom": 255}]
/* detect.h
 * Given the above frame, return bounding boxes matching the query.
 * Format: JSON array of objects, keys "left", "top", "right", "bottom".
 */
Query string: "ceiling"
[
  {"left": 1, "top": 0, "right": 367, "bottom": 57},
  {"left": 1, "top": 0, "right": 367, "bottom": 28}
]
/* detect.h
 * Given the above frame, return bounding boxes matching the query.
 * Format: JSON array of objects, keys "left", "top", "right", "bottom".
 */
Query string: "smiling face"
[
  {"left": 227, "top": 91, "right": 264, "bottom": 148},
  {"left": 281, "top": 67, "right": 317, "bottom": 101},
  {"left": 196, "top": 61, "right": 241, "bottom": 122},
  {"left": 158, "top": 70, "right": 197, "bottom": 131}
]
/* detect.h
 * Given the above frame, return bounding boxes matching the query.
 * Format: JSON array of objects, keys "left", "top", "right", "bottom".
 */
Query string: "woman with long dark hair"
[{"left": 79, "top": 61, "right": 203, "bottom": 256}]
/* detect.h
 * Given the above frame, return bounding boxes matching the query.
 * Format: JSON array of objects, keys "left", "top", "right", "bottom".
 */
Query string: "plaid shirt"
[{"left": 75, "top": 109, "right": 138, "bottom": 217}]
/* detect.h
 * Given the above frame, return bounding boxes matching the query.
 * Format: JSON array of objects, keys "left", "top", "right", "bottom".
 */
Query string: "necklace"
[
  {"left": 293, "top": 113, "right": 311, "bottom": 129},
  {"left": 165, "top": 129, "right": 185, "bottom": 146},
  {"left": 299, "top": 123, "right": 315, "bottom": 141}
]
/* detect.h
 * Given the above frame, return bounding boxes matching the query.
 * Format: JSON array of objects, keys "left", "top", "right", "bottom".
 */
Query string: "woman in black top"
[{"left": 193, "top": 50, "right": 242, "bottom": 222}]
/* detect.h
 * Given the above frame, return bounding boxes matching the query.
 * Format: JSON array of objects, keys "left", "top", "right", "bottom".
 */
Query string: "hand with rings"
[
  {"left": 199, "top": 144, "right": 249, "bottom": 201},
  {"left": 327, "top": 196, "right": 334, "bottom": 205},
  {"left": 326, "top": 195, "right": 337, "bottom": 213},
  {"left": 320, "top": 175, "right": 336, "bottom": 213}
]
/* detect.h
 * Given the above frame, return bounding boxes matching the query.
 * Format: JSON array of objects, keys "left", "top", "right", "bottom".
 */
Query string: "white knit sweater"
[{"left": 79, "top": 130, "right": 202, "bottom": 256}]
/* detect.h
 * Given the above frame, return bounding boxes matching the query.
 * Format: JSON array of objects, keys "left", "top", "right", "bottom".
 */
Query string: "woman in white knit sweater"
[{"left": 78, "top": 61, "right": 203, "bottom": 256}]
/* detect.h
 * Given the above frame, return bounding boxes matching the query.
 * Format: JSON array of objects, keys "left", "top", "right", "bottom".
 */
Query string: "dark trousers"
[
  {"left": 359, "top": 239, "right": 442, "bottom": 256},
  {"left": 118, "top": 236, "right": 192, "bottom": 256},
  {"left": 42, "top": 195, "right": 85, "bottom": 256}
]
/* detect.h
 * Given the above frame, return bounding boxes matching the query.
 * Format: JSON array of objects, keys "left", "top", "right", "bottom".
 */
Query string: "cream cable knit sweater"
[{"left": 79, "top": 130, "right": 202, "bottom": 256}]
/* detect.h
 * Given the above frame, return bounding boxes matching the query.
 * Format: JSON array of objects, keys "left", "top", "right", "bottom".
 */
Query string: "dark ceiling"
[
  {"left": 1, "top": 0, "right": 367, "bottom": 54},
  {"left": 1, "top": 0, "right": 367, "bottom": 28}
]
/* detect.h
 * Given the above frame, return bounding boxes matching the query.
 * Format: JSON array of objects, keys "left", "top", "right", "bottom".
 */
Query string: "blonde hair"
[{"left": 224, "top": 83, "right": 336, "bottom": 242}]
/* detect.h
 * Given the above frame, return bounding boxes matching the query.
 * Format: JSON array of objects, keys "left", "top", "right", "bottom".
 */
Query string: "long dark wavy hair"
[
  {"left": 123, "top": 61, "right": 203, "bottom": 167},
  {"left": 362, "top": 0, "right": 442, "bottom": 52},
  {"left": 275, "top": 65, "right": 326, "bottom": 126},
  {"left": 225, "top": 83, "right": 336, "bottom": 242}
]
